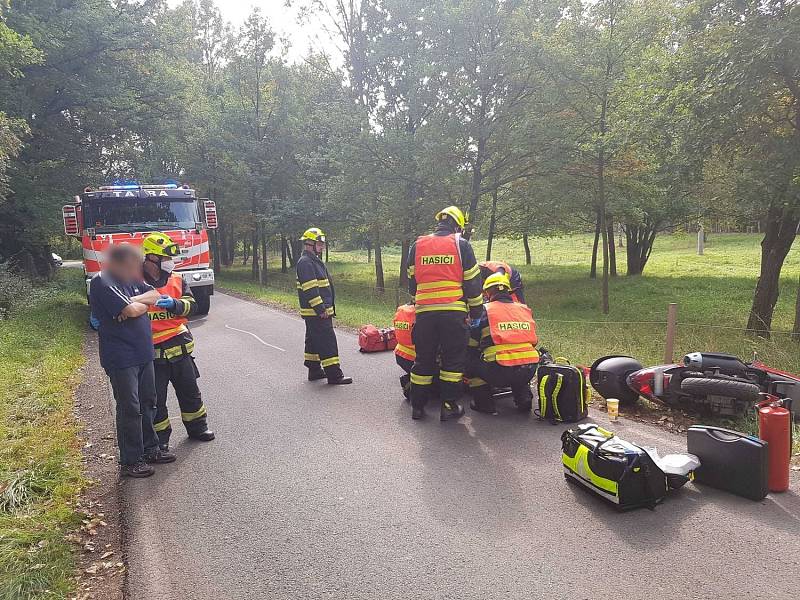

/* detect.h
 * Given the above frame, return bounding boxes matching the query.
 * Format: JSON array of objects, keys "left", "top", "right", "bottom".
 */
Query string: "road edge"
[{"left": 70, "top": 333, "right": 125, "bottom": 600}]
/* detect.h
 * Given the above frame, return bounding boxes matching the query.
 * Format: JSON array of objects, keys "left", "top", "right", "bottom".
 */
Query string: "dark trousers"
[
  {"left": 469, "top": 360, "right": 538, "bottom": 412},
  {"left": 410, "top": 311, "right": 468, "bottom": 409},
  {"left": 107, "top": 362, "right": 159, "bottom": 465},
  {"left": 153, "top": 355, "right": 208, "bottom": 446},
  {"left": 304, "top": 316, "right": 344, "bottom": 379}
]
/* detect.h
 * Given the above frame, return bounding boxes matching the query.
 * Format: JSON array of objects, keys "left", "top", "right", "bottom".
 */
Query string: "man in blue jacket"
[{"left": 90, "top": 244, "right": 176, "bottom": 478}]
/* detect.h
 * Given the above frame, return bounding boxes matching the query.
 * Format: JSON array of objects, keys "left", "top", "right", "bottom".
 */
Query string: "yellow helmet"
[
  {"left": 142, "top": 232, "right": 180, "bottom": 258},
  {"left": 435, "top": 206, "right": 466, "bottom": 229},
  {"left": 483, "top": 272, "right": 511, "bottom": 293},
  {"left": 300, "top": 227, "right": 326, "bottom": 243}
]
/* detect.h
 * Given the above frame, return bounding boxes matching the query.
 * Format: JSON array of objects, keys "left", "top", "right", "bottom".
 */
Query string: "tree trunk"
[
  {"left": 210, "top": 230, "right": 221, "bottom": 275},
  {"left": 281, "top": 234, "right": 288, "bottom": 274},
  {"left": 590, "top": 210, "right": 601, "bottom": 279},
  {"left": 260, "top": 225, "right": 268, "bottom": 285},
  {"left": 225, "top": 223, "right": 235, "bottom": 266},
  {"left": 242, "top": 239, "right": 251, "bottom": 266},
  {"left": 399, "top": 238, "right": 410, "bottom": 289},
  {"left": 367, "top": 241, "right": 372, "bottom": 263},
  {"left": 607, "top": 216, "right": 617, "bottom": 277},
  {"left": 523, "top": 233, "right": 532, "bottom": 265},
  {"left": 374, "top": 230, "right": 385, "bottom": 293},
  {"left": 486, "top": 187, "right": 498, "bottom": 261},
  {"left": 289, "top": 240, "right": 301, "bottom": 267},
  {"left": 792, "top": 274, "right": 800, "bottom": 342},
  {"left": 251, "top": 226, "right": 260, "bottom": 282},
  {"left": 625, "top": 224, "right": 658, "bottom": 276},
  {"left": 325, "top": 240, "right": 329, "bottom": 263},
  {"left": 746, "top": 200, "right": 800, "bottom": 337}
]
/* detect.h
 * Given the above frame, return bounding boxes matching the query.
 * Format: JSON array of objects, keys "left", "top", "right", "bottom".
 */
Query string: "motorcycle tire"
[{"left": 680, "top": 377, "right": 761, "bottom": 402}]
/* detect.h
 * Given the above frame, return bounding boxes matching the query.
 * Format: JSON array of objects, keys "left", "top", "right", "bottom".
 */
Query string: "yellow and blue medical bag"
[{"left": 561, "top": 424, "right": 668, "bottom": 510}]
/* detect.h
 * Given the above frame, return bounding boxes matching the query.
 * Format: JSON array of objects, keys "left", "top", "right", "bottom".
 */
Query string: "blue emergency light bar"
[{"left": 98, "top": 183, "right": 179, "bottom": 191}]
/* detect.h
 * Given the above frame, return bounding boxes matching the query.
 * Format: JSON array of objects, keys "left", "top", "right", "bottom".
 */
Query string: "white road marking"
[{"left": 224, "top": 324, "right": 286, "bottom": 352}]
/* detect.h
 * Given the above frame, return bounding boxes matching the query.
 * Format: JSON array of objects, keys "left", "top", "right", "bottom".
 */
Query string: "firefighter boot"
[
  {"left": 324, "top": 363, "right": 353, "bottom": 385},
  {"left": 189, "top": 429, "right": 215, "bottom": 442},
  {"left": 513, "top": 385, "right": 534, "bottom": 413},
  {"left": 400, "top": 374, "right": 411, "bottom": 402},
  {"left": 308, "top": 367, "right": 326, "bottom": 381},
  {"left": 469, "top": 386, "right": 497, "bottom": 415},
  {"left": 440, "top": 399, "right": 465, "bottom": 422}
]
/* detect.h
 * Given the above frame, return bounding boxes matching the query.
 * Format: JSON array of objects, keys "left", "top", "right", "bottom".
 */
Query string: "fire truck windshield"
[{"left": 84, "top": 198, "right": 199, "bottom": 233}]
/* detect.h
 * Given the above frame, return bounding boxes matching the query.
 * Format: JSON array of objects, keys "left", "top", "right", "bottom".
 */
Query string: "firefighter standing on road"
[
  {"left": 407, "top": 206, "right": 483, "bottom": 421},
  {"left": 297, "top": 228, "right": 353, "bottom": 385},
  {"left": 467, "top": 273, "right": 539, "bottom": 415},
  {"left": 142, "top": 233, "right": 215, "bottom": 450}
]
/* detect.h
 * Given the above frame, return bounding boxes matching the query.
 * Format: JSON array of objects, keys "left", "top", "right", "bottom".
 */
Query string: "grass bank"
[
  {"left": 0, "top": 269, "right": 87, "bottom": 599},
  {"left": 217, "top": 233, "right": 800, "bottom": 374}
]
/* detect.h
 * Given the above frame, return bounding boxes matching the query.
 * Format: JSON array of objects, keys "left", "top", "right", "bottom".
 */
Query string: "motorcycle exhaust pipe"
[{"left": 684, "top": 352, "right": 703, "bottom": 370}]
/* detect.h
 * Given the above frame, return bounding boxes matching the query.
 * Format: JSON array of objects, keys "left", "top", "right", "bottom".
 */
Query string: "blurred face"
[
  {"left": 107, "top": 248, "right": 143, "bottom": 283},
  {"left": 314, "top": 240, "right": 326, "bottom": 254}
]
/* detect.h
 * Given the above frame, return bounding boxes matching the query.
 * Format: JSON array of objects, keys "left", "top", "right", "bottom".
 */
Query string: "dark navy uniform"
[{"left": 296, "top": 249, "right": 344, "bottom": 380}]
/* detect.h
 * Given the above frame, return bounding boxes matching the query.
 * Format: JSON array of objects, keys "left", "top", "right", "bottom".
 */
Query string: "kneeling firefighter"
[
  {"left": 296, "top": 227, "right": 352, "bottom": 385},
  {"left": 142, "top": 232, "right": 215, "bottom": 450},
  {"left": 478, "top": 260, "right": 525, "bottom": 304},
  {"left": 467, "top": 272, "right": 539, "bottom": 415},
  {"left": 406, "top": 206, "right": 483, "bottom": 421},
  {"left": 393, "top": 303, "right": 416, "bottom": 399}
]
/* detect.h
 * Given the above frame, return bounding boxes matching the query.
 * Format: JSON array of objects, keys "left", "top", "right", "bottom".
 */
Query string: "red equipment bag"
[{"left": 358, "top": 325, "right": 397, "bottom": 353}]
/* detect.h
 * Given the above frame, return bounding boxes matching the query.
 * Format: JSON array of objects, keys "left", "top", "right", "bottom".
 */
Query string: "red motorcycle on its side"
[{"left": 590, "top": 352, "right": 800, "bottom": 418}]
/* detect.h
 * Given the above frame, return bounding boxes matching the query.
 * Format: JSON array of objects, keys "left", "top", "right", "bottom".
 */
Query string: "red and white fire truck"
[{"left": 62, "top": 183, "right": 218, "bottom": 314}]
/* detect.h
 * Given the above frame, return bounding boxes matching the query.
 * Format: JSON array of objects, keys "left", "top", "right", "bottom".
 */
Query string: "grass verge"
[
  {"left": 217, "top": 233, "right": 800, "bottom": 374},
  {"left": 0, "top": 269, "right": 87, "bottom": 600}
]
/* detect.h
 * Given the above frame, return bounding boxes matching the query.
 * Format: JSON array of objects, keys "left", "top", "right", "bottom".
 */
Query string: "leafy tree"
[{"left": 682, "top": 0, "right": 800, "bottom": 335}]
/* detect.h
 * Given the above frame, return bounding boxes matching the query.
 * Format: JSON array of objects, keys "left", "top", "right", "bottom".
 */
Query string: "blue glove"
[
  {"left": 155, "top": 296, "right": 179, "bottom": 313},
  {"left": 469, "top": 318, "right": 484, "bottom": 330}
]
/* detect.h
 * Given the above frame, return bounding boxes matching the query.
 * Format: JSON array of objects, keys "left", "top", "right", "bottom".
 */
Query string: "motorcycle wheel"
[{"left": 680, "top": 377, "right": 761, "bottom": 402}]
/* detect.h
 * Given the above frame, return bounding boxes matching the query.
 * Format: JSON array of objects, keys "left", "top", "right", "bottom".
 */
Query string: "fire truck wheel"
[{"left": 194, "top": 287, "right": 211, "bottom": 315}]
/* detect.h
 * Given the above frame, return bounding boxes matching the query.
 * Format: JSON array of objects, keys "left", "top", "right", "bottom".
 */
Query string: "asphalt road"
[{"left": 123, "top": 292, "right": 800, "bottom": 600}]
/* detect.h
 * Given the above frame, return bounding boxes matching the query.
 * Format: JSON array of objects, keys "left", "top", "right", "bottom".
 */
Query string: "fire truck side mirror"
[
  {"left": 63, "top": 205, "right": 80, "bottom": 235},
  {"left": 203, "top": 200, "right": 218, "bottom": 230}
]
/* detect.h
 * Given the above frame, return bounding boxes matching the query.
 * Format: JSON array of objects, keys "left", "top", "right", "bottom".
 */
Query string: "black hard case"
[{"left": 687, "top": 425, "right": 769, "bottom": 501}]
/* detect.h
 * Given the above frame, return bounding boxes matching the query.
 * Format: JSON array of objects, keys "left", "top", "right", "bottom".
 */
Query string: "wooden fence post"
[
  {"left": 697, "top": 225, "right": 704, "bottom": 255},
  {"left": 664, "top": 303, "right": 678, "bottom": 363}
]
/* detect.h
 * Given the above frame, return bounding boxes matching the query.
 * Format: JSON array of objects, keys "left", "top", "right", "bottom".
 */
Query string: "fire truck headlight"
[{"left": 192, "top": 273, "right": 202, "bottom": 282}]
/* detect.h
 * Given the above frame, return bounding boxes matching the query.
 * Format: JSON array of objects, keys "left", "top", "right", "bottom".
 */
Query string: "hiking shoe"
[
  {"left": 440, "top": 401, "right": 465, "bottom": 422},
  {"left": 122, "top": 461, "right": 155, "bottom": 478},
  {"left": 144, "top": 449, "right": 177, "bottom": 464},
  {"left": 188, "top": 429, "right": 215, "bottom": 442}
]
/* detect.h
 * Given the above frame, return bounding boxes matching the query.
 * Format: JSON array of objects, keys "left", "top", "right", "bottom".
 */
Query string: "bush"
[{"left": 0, "top": 263, "right": 44, "bottom": 319}]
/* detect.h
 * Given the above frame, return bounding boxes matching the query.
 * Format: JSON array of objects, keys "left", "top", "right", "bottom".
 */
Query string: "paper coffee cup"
[{"left": 606, "top": 398, "right": 620, "bottom": 421}]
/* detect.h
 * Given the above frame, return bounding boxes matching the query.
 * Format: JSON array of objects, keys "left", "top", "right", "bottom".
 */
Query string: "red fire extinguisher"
[{"left": 756, "top": 394, "right": 793, "bottom": 493}]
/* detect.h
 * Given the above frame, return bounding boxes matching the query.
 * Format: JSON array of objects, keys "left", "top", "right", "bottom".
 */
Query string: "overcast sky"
[{"left": 168, "top": 1, "right": 340, "bottom": 63}]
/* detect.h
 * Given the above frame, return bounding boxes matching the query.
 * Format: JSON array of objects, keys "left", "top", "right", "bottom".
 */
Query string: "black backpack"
[{"left": 536, "top": 357, "right": 589, "bottom": 424}]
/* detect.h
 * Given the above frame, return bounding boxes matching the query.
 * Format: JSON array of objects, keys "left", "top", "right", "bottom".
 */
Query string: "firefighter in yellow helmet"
[
  {"left": 142, "top": 232, "right": 214, "bottom": 450},
  {"left": 406, "top": 206, "right": 483, "bottom": 421},
  {"left": 296, "top": 227, "right": 352, "bottom": 384},
  {"left": 466, "top": 272, "right": 539, "bottom": 415}
]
